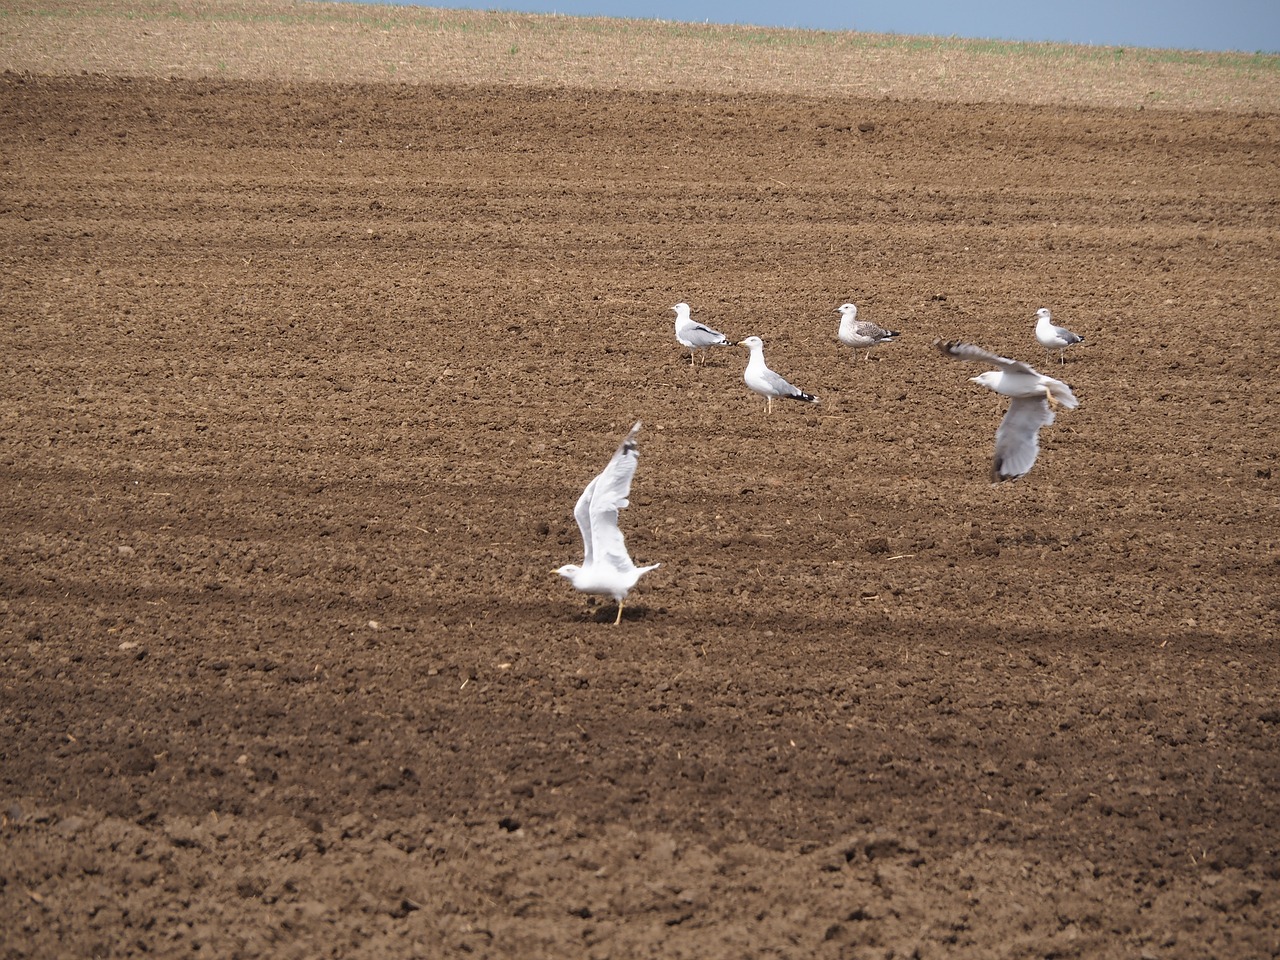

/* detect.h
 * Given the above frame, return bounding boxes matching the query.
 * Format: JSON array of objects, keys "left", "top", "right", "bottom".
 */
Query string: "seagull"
[
  {"left": 672, "top": 302, "right": 733, "bottom": 366},
  {"left": 554, "top": 421, "right": 660, "bottom": 624},
  {"left": 1034, "top": 308, "right": 1084, "bottom": 364},
  {"left": 935, "top": 340, "right": 1079, "bottom": 483},
  {"left": 837, "top": 303, "right": 900, "bottom": 361},
  {"left": 738, "top": 336, "right": 819, "bottom": 414}
]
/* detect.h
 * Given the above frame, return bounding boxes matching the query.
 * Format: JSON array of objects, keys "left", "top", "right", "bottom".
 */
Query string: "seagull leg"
[{"left": 613, "top": 600, "right": 625, "bottom": 625}]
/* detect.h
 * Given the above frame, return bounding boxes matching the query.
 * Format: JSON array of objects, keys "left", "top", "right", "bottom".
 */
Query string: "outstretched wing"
[
  {"left": 585, "top": 422, "right": 643, "bottom": 571},
  {"left": 935, "top": 339, "right": 1039, "bottom": 376},
  {"left": 992, "top": 396, "right": 1055, "bottom": 482},
  {"left": 572, "top": 475, "right": 598, "bottom": 566}
]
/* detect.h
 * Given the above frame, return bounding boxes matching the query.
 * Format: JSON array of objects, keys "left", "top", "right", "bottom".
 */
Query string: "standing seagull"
[
  {"left": 672, "top": 302, "right": 734, "bottom": 366},
  {"left": 837, "top": 303, "right": 900, "bottom": 362},
  {"left": 554, "top": 421, "right": 660, "bottom": 624},
  {"left": 1034, "top": 308, "right": 1084, "bottom": 364},
  {"left": 935, "top": 340, "right": 1079, "bottom": 483},
  {"left": 738, "top": 336, "right": 819, "bottom": 414}
]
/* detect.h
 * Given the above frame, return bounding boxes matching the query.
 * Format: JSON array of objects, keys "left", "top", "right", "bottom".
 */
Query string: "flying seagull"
[
  {"left": 554, "top": 421, "right": 660, "bottom": 624},
  {"left": 1034, "top": 308, "right": 1084, "bottom": 364},
  {"left": 672, "top": 302, "right": 734, "bottom": 366},
  {"left": 738, "top": 336, "right": 819, "bottom": 414},
  {"left": 935, "top": 339, "right": 1078, "bottom": 482},
  {"left": 837, "top": 303, "right": 900, "bottom": 361}
]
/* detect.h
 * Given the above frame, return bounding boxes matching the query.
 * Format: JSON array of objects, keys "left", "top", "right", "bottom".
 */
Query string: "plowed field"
[{"left": 2, "top": 69, "right": 1279, "bottom": 958}]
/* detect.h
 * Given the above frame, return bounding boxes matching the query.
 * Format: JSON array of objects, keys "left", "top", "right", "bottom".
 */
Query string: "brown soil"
[{"left": 2, "top": 74, "right": 1279, "bottom": 958}]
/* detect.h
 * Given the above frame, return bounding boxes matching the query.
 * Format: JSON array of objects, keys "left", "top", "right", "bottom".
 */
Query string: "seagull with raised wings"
[
  {"left": 554, "top": 421, "right": 660, "bottom": 624},
  {"left": 935, "top": 339, "right": 1079, "bottom": 482}
]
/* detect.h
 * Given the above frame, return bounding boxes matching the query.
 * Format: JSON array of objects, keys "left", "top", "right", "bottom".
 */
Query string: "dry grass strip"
[{"left": 2, "top": 0, "right": 1278, "bottom": 111}]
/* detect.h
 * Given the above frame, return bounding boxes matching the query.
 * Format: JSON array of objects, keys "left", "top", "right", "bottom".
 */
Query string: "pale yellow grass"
[{"left": 1, "top": 0, "right": 1278, "bottom": 111}]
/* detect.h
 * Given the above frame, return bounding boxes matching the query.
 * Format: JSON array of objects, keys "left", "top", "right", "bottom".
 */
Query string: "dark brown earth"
[{"left": 2, "top": 75, "right": 1279, "bottom": 958}]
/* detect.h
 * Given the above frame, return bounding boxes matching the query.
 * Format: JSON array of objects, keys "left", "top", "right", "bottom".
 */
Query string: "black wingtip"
[
  {"left": 991, "top": 458, "right": 1025, "bottom": 483},
  {"left": 618, "top": 420, "right": 642, "bottom": 453}
]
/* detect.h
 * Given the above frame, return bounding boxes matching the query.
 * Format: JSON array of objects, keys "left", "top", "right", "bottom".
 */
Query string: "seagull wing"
[
  {"left": 761, "top": 367, "right": 804, "bottom": 398},
  {"left": 856, "top": 320, "right": 898, "bottom": 340},
  {"left": 992, "top": 396, "right": 1055, "bottom": 482},
  {"left": 678, "top": 317, "right": 730, "bottom": 348},
  {"left": 935, "top": 339, "right": 1039, "bottom": 376},
  {"left": 586, "top": 422, "right": 643, "bottom": 571},
  {"left": 689, "top": 322, "right": 730, "bottom": 346},
  {"left": 572, "top": 475, "right": 598, "bottom": 566}
]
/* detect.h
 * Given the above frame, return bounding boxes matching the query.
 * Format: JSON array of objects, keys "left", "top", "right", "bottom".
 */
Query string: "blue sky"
[{"left": 351, "top": 0, "right": 1280, "bottom": 53}]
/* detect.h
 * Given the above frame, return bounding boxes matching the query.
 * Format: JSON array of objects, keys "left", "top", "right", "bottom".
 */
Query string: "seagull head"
[
  {"left": 970, "top": 372, "right": 1001, "bottom": 392},
  {"left": 837, "top": 303, "right": 857, "bottom": 317},
  {"left": 672, "top": 302, "right": 691, "bottom": 317},
  {"left": 553, "top": 563, "right": 582, "bottom": 583},
  {"left": 738, "top": 335, "right": 763, "bottom": 349},
  {"left": 1035, "top": 307, "right": 1052, "bottom": 322}
]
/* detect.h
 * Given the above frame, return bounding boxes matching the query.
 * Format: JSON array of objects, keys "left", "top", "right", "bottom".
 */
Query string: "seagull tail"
[
  {"left": 789, "top": 391, "right": 819, "bottom": 404},
  {"left": 1048, "top": 382, "right": 1079, "bottom": 410}
]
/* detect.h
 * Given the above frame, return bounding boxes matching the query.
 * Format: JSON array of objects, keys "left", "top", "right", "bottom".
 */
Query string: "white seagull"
[
  {"left": 672, "top": 302, "right": 733, "bottom": 366},
  {"left": 554, "top": 421, "right": 660, "bottom": 624},
  {"left": 837, "top": 303, "right": 900, "bottom": 361},
  {"left": 738, "top": 336, "right": 819, "bottom": 414},
  {"left": 935, "top": 340, "right": 1079, "bottom": 483},
  {"left": 1034, "top": 308, "right": 1084, "bottom": 364}
]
